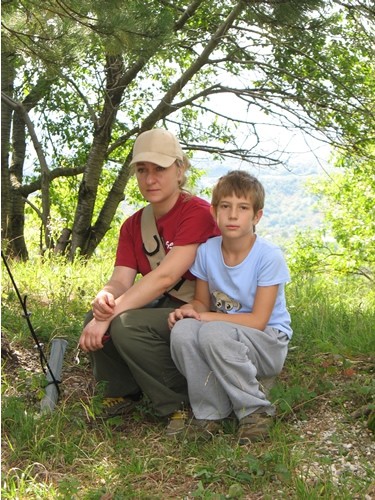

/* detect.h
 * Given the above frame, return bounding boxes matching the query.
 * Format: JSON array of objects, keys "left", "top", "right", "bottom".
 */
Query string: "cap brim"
[{"left": 130, "top": 152, "right": 176, "bottom": 168}]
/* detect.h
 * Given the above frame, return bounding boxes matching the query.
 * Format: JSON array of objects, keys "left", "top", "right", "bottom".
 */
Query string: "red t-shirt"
[{"left": 115, "top": 193, "right": 220, "bottom": 280}]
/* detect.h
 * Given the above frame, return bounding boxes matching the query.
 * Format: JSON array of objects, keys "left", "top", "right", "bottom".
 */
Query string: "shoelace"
[
  {"left": 170, "top": 410, "right": 189, "bottom": 420},
  {"left": 103, "top": 397, "right": 127, "bottom": 408}
]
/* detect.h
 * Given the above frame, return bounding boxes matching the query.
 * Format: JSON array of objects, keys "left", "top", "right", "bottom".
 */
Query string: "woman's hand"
[
  {"left": 79, "top": 318, "right": 111, "bottom": 352},
  {"left": 168, "top": 305, "right": 200, "bottom": 329},
  {"left": 92, "top": 290, "right": 116, "bottom": 321}
]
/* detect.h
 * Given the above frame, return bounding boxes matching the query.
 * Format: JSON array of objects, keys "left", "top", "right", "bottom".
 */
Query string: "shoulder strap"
[
  {"left": 141, "top": 204, "right": 165, "bottom": 269},
  {"left": 140, "top": 204, "right": 195, "bottom": 303}
]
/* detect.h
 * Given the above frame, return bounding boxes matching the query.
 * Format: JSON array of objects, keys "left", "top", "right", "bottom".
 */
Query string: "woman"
[{"left": 79, "top": 128, "right": 219, "bottom": 429}]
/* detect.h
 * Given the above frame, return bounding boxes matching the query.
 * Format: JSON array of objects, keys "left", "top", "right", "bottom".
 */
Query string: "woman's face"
[{"left": 134, "top": 161, "right": 183, "bottom": 204}]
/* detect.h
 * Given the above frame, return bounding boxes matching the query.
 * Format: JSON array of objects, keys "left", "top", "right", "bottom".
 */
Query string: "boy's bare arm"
[{"left": 199, "top": 285, "right": 279, "bottom": 331}]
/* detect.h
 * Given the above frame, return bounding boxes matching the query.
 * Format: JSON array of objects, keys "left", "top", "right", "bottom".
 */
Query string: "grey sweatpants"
[
  {"left": 170, "top": 319, "right": 289, "bottom": 420},
  {"left": 87, "top": 295, "right": 189, "bottom": 416}
]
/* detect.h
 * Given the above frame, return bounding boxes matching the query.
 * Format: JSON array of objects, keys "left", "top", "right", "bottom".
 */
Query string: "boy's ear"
[
  {"left": 254, "top": 209, "right": 263, "bottom": 225},
  {"left": 210, "top": 205, "right": 216, "bottom": 218}
]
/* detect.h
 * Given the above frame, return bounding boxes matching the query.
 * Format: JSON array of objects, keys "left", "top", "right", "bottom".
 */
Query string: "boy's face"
[{"left": 211, "top": 195, "right": 263, "bottom": 238}]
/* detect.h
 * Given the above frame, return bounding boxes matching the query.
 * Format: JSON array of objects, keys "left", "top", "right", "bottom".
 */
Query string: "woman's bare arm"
[{"left": 111, "top": 243, "right": 199, "bottom": 317}]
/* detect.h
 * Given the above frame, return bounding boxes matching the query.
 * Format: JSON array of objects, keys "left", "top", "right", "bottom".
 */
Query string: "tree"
[
  {"left": 287, "top": 149, "right": 375, "bottom": 282},
  {"left": 281, "top": 1, "right": 375, "bottom": 283},
  {"left": 1, "top": 0, "right": 373, "bottom": 260}
]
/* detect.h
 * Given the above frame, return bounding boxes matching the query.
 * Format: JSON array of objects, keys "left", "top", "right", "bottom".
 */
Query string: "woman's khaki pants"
[{"left": 87, "top": 295, "right": 189, "bottom": 417}]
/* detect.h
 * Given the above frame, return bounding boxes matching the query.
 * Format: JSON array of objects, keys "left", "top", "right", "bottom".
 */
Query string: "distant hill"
[
  {"left": 121, "top": 160, "right": 325, "bottom": 246},
  {"left": 197, "top": 161, "right": 324, "bottom": 244}
]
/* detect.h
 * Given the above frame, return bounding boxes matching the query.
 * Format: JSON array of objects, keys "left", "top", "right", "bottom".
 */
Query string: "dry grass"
[
  {"left": 2, "top": 259, "right": 374, "bottom": 498},
  {"left": 2, "top": 338, "right": 374, "bottom": 500}
]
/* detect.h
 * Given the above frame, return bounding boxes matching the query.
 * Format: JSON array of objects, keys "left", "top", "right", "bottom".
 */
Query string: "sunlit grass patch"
[{"left": 1, "top": 258, "right": 374, "bottom": 499}]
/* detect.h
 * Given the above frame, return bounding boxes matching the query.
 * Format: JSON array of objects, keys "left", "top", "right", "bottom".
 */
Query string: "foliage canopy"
[{"left": 1, "top": 0, "right": 374, "bottom": 269}]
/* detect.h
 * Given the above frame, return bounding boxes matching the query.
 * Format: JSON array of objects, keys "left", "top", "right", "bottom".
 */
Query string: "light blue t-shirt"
[{"left": 190, "top": 235, "right": 293, "bottom": 338}]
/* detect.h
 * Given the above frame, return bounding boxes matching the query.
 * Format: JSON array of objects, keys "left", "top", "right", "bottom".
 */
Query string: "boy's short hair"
[{"left": 211, "top": 170, "right": 265, "bottom": 213}]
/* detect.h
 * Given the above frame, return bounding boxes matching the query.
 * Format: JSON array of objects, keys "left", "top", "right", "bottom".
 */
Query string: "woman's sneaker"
[
  {"left": 102, "top": 393, "right": 142, "bottom": 418},
  {"left": 238, "top": 412, "right": 273, "bottom": 445},
  {"left": 165, "top": 409, "right": 192, "bottom": 437}
]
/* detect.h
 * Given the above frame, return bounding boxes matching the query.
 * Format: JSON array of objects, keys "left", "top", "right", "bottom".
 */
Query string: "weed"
[{"left": 2, "top": 257, "right": 374, "bottom": 499}]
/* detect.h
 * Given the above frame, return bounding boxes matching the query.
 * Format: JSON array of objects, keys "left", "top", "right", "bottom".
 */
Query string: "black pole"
[{"left": 1, "top": 251, "right": 61, "bottom": 394}]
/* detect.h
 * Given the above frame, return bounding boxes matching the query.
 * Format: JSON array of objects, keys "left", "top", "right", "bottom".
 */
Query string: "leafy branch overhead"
[{"left": 1, "top": 0, "right": 374, "bottom": 260}]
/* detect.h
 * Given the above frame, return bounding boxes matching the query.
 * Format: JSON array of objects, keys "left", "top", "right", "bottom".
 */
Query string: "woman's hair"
[
  {"left": 176, "top": 154, "right": 191, "bottom": 189},
  {"left": 211, "top": 170, "right": 265, "bottom": 213}
]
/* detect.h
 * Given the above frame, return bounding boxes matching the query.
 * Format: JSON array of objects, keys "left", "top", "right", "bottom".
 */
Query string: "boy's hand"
[{"left": 168, "top": 306, "right": 200, "bottom": 329}]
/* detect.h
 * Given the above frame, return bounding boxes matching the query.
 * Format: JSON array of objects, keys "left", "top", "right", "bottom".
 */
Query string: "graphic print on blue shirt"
[{"left": 212, "top": 290, "right": 241, "bottom": 313}]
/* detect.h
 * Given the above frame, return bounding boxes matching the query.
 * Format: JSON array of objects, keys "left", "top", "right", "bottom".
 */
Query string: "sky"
[{"left": 192, "top": 90, "right": 333, "bottom": 180}]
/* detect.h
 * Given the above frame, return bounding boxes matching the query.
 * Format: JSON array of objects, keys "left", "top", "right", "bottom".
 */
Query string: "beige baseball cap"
[{"left": 130, "top": 128, "right": 184, "bottom": 168}]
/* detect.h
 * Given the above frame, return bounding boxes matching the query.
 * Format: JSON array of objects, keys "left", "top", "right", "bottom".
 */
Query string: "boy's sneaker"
[
  {"left": 238, "top": 412, "right": 273, "bottom": 445},
  {"left": 165, "top": 409, "right": 192, "bottom": 437},
  {"left": 258, "top": 376, "right": 277, "bottom": 398},
  {"left": 102, "top": 393, "right": 142, "bottom": 418},
  {"left": 185, "top": 418, "right": 222, "bottom": 441}
]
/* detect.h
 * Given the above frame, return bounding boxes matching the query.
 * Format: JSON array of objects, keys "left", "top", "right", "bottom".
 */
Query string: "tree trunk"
[
  {"left": 54, "top": 228, "right": 72, "bottom": 255},
  {"left": 1, "top": 51, "right": 16, "bottom": 251},
  {"left": 8, "top": 108, "right": 29, "bottom": 259},
  {"left": 69, "top": 55, "right": 128, "bottom": 260},
  {"left": 85, "top": 162, "right": 132, "bottom": 258},
  {"left": 2, "top": 72, "right": 57, "bottom": 258}
]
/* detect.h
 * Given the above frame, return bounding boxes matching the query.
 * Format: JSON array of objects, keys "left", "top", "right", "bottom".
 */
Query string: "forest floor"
[{"left": 2, "top": 338, "right": 375, "bottom": 499}]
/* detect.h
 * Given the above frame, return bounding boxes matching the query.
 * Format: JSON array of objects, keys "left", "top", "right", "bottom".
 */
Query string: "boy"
[{"left": 168, "top": 170, "right": 292, "bottom": 444}]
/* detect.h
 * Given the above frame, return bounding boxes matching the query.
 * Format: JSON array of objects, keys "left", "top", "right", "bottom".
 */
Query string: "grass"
[{"left": 1, "top": 256, "right": 374, "bottom": 499}]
